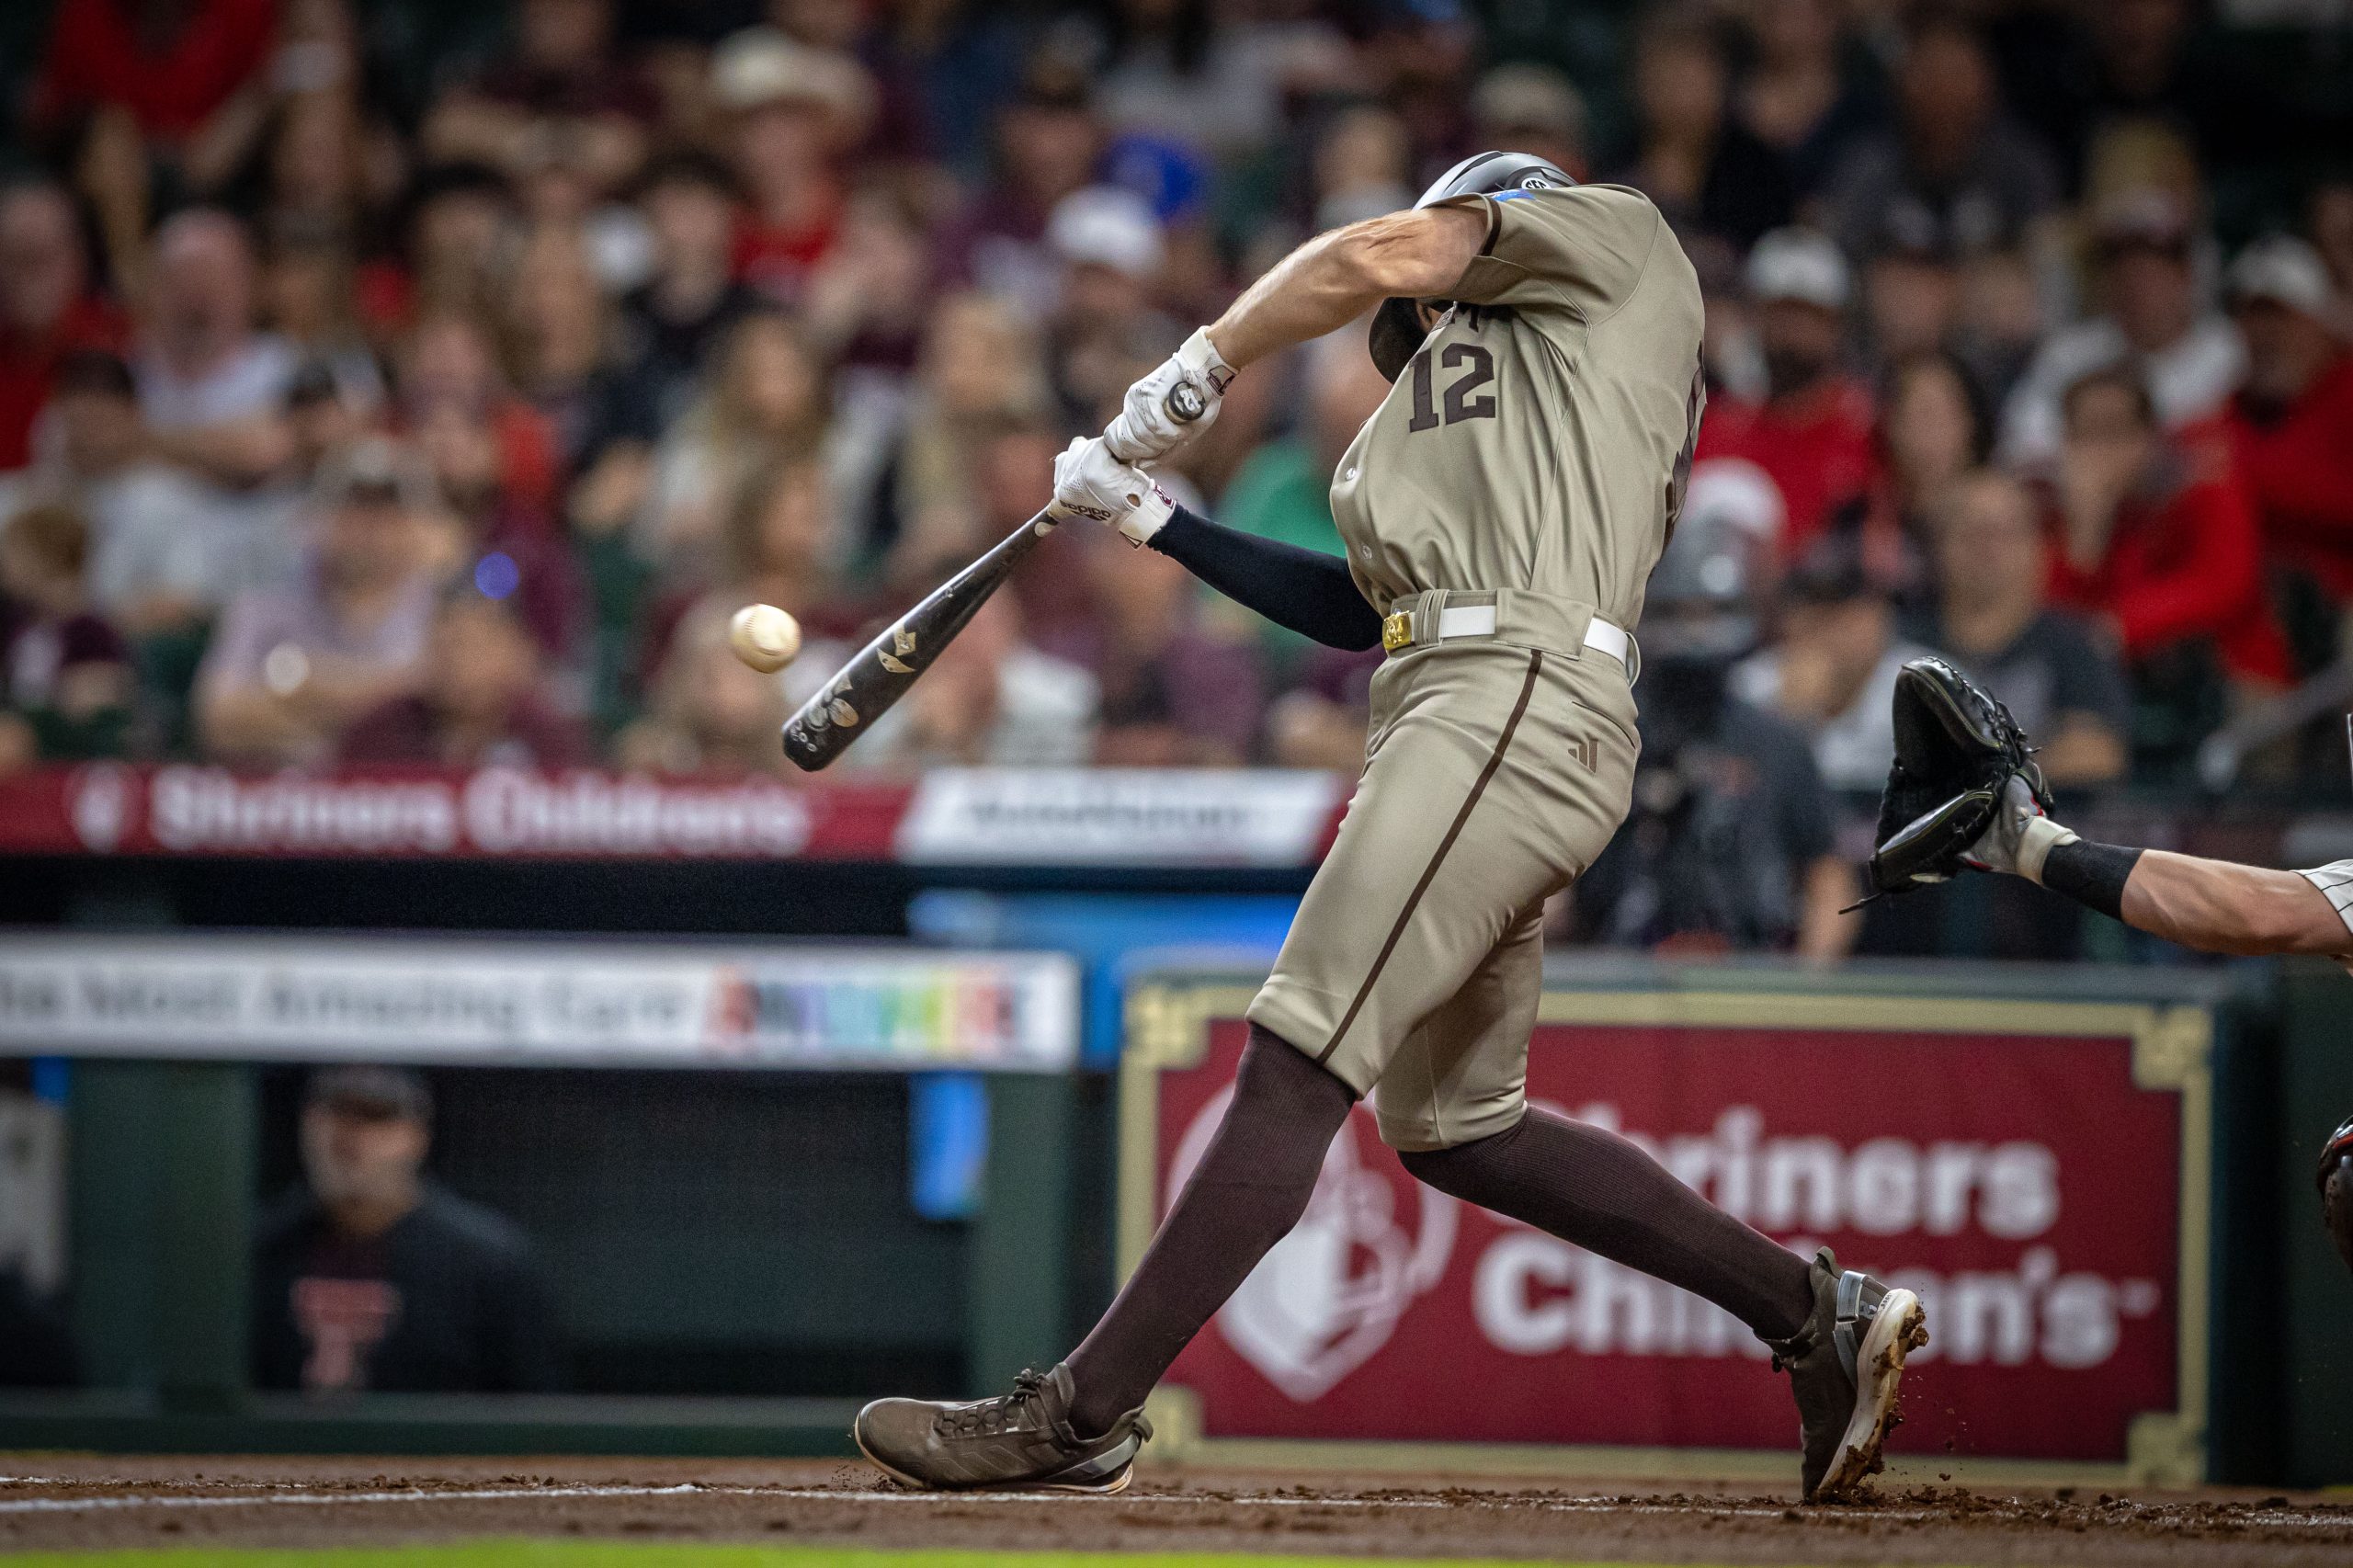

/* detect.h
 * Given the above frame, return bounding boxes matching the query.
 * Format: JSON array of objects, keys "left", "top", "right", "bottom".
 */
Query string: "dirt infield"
[{"left": 5, "top": 1455, "right": 2352, "bottom": 1566}]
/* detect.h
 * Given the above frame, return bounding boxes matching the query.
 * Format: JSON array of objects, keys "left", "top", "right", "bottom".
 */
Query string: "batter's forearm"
[
  {"left": 1149, "top": 506, "right": 1383, "bottom": 650},
  {"left": 1206, "top": 208, "right": 1486, "bottom": 369}
]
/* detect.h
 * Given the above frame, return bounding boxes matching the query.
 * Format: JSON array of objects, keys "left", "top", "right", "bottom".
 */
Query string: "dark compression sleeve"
[
  {"left": 2040, "top": 839, "right": 2144, "bottom": 922},
  {"left": 1149, "top": 505, "right": 1384, "bottom": 651}
]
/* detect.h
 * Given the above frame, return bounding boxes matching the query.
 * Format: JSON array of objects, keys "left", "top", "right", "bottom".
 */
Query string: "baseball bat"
[
  {"left": 780, "top": 511, "right": 1053, "bottom": 771},
  {"left": 779, "top": 381, "right": 1210, "bottom": 772}
]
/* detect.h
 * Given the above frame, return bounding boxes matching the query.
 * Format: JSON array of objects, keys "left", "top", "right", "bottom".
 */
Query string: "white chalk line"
[{"left": 0, "top": 1479, "right": 2342, "bottom": 1533}]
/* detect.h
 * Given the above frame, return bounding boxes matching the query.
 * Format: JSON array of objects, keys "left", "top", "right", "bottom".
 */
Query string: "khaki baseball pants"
[{"left": 1248, "top": 593, "right": 1639, "bottom": 1152}]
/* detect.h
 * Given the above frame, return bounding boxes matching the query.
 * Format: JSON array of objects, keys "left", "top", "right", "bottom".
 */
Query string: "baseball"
[{"left": 728, "top": 603, "right": 801, "bottom": 673}]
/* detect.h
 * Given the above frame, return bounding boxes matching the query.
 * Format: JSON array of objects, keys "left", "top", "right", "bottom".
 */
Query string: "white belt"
[{"left": 1382, "top": 602, "right": 1633, "bottom": 669}]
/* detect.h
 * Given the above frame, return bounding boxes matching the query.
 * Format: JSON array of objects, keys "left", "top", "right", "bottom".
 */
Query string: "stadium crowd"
[{"left": 2, "top": 0, "right": 2350, "bottom": 932}]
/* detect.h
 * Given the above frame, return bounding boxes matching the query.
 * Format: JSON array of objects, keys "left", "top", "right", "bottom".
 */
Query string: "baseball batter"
[{"left": 857, "top": 153, "right": 1926, "bottom": 1504}]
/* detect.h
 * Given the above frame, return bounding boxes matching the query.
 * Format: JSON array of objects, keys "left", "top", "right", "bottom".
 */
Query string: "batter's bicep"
[{"left": 1444, "top": 187, "right": 1659, "bottom": 317}]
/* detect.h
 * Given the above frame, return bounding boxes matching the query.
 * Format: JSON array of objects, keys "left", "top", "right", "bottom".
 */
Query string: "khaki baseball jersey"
[{"left": 1328, "top": 183, "right": 1705, "bottom": 632}]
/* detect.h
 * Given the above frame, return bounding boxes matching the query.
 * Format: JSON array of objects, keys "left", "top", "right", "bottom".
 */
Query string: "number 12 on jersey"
[{"left": 1406, "top": 344, "right": 1497, "bottom": 432}]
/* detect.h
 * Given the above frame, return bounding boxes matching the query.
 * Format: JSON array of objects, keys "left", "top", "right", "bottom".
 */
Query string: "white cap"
[
  {"left": 1746, "top": 226, "right": 1849, "bottom": 311},
  {"left": 1682, "top": 457, "right": 1786, "bottom": 544},
  {"left": 1047, "top": 186, "right": 1164, "bottom": 280},
  {"left": 2227, "top": 234, "right": 2336, "bottom": 321},
  {"left": 710, "top": 28, "right": 875, "bottom": 142}
]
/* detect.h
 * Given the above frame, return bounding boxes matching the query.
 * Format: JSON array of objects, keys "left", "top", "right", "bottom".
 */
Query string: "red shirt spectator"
[
  {"left": 2221, "top": 236, "right": 2353, "bottom": 601},
  {"left": 2045, "top": 371, "right": 2291, "bottom": 683},
  {"left": 30, "top": 0, "right": 277, "bottom": 144},
  {"left": 1697, "top": 229, "right": 1876, "bottom": 555},
  {"left": 0, "top": 183, "right": 128, "bottom": 471},
  {"left": 1697, "top": 378, "right": 1878, "bottom": 557},
  {"left": 2234, "top": 356, "right": 2353, "bottom": 599}
]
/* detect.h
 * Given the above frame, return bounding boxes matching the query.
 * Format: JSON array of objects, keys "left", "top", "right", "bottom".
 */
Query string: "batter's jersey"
[{"left": 1329, "top": 183, "right": 1706, "bottom": 631}]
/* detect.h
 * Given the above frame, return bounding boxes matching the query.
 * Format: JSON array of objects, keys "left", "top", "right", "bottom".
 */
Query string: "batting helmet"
[{"left": 1367, "top": 151, "right": 1574, "bottom": 383}]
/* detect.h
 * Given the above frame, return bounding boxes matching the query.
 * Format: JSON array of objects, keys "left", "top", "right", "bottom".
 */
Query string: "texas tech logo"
[{"left": 1169, "top": 1090, "right": 1456, "bottom": 1402}]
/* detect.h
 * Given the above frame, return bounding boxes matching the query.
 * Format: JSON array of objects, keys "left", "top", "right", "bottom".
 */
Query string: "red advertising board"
[
  {"left": 1120, "top": 979, "right": 2211, "bottom": 1483},
  {"left": 0, "top": 765, "right": 1344, "bottom": 866}
]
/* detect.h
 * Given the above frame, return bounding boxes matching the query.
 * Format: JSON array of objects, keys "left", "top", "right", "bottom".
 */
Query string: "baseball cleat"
[
  {"left": 1767, "top": 1247, "right": 1929, "bottom": 1503},
  {"left": 853, "top": 1363, "right": 1152, "bottom": 1493}
]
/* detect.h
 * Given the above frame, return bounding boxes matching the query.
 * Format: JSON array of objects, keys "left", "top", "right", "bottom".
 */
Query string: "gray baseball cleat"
[
  {"left": 853, "top": 1363, "right": 1152, "bottom": 1493},
  {"left": 1766, "top": 1248, "right": 1929, "bottom": 1503}
]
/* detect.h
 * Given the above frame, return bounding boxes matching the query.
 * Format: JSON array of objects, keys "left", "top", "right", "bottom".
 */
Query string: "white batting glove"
[
  {"left": 1965, "top": 774, "right": 2078, "bottom": 883},
  {"left": 1049, "top": 437, "right": 1176, "bottom": 546},
  {"left": 1103, "top": 327, "right": 1235, "bottom": 464}
]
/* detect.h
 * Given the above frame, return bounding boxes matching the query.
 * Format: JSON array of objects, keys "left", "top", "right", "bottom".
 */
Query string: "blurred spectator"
[
  {"left": 1734, "top": 534, "right": 1931, "bottom": 791},
  {"left": 0, "top": 503, "right": 133, "bottom": 761},
  {"left": 646, "top": 451, "right": 849, "bottom": 680},
  {"left": 253, "top": 1066, "right": 564, "bottom": 1394},
  {"left": 941, "top": 69, "right": 1105, "bottom": 319},
  {"left": 1842, "top": 349, "right": 1988, "bottom": 596},
  {"left": 885, "top": 295, "right": 1051, "bottom": 582},
  {"left": 29, "top": 0, "right": 277, "bottom": 149},
  {"left": 1308, "top": 104, "right": 1415, "bottom": 233},
  {"left": 1090, "top": 0, "right": 1288, "bottom": 162},
  {"left": 2046, "top": 366, "right": 2288, "bottom": 687},
  {"left": 2223, "top": 237, "right": 2353, "bottom": 617},
  {"left": 1045, "top": 185, "right": 1177, "bottom": 432},
  {"left": 341, "top": 587, "right": 589, "bottom": 767},
  {"left": 362, "top": 162, "right": 521, "bottom": 341},
  {"left": 399, "top": 311, "right": 563, "bottom": 528},
  {"left": 1470, "top": 64, "right": 1591, "bottom": 184},
  {"left": 837, "top": 591, "right": 1096, "bottom": 773},
  {"left": 1696, "top": 229, "right": 1876, "bottom": 556},
  {"left": 0, "top": 179, "right": 127, "bottom": 472},
  {"left": 1575, "top": 501, "right": 1854, "bottom": 958},
  {"left": 1921, "top": 470, "right": 2130, "bottom": 786},
  {"left": 0, "top": 350, "right": 215, "bottom": 637},
  {"left": 1999, "top": 190, "right": 2244, "bottom": 470},
  {"left": 1733, "top": 0, "right": 1878, "bottom": 199},
  {"left": 711, "top": 28, "right": 875, "bottom": 303},
  {"left": 635, "top": 308, "right": 829, "bottom": 584},
  {"left": 1071, "top": 530, "right": 1263, "bottom": 767},
  {"left": 425, "top": 0, "right": 655, "bottom": 197},
  {"left": 504, "top": 225, "right": 618, "bottom": 469},
  {"left": 1820, "top": 12, "right": 2058, "bottom": 271},
  {"left": 1611, "top": 7, "right": 1792, "bottom": 254},
  {"left": 196, "top": 438, "right": 438, "bottom": 765},
  {"left": 133, "top": 210, "right": 297, "bottom": 490},
  {"left": 261, "top": 227, "right": 386, "bottom": 414},
  {"left": 596, "top": 150, "right": 762, "bottom": 449}
]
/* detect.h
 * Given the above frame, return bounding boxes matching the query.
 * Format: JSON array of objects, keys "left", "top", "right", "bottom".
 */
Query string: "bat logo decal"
[{"left": 828, "top": 698, "right": 859, "bottom": 726}]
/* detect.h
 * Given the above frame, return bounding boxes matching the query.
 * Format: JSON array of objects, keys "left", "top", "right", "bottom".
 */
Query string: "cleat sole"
[{"left": 1811, "top": 1289, "right": 1927, "bottom": 1504}]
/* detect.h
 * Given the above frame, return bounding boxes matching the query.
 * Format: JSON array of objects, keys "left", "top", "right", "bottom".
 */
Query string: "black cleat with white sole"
[
  {"left": 1767, "top": 1247, "right": 1929, "bottom": 1503},
  {"left": 854, "top": 1363, "right": 1151, "bottom": 1493}
]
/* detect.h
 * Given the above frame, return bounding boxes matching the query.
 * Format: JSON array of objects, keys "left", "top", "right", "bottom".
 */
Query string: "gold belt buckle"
[{"left": 1381, "top": 610, "right": 1413, "bottom": 653}]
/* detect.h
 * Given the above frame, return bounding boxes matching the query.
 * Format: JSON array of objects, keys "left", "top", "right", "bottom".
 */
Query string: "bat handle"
[{"left": 1164, "top": 381, "right": 1207, "bottom": 424}]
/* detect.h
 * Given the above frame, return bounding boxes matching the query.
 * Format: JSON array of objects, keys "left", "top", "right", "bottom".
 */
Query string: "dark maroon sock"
[
  {"left": 1063, "top": 1023, "right": 1356, "bottom": 1437},
  {"left": 1401, "top": 1108, "right": 1813, "bottom": 1341}
]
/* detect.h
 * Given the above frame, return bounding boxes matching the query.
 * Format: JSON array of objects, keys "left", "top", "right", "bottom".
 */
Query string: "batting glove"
[
  {"left": 1104, "top": 327, "right": 1235, "bottom": 464},
  {"left": 1049, "top": 437, "right": 1176, "bottom": 546},
  {"left": 1964, "top": 774, "right": 2078, "bottom": 882}
]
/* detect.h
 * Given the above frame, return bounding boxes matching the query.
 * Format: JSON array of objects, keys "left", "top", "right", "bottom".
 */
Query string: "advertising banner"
[
  {"left": 0, "top": 935, "right": 1078, "bottom": 1071},
  {"left": 0, "top": 765, "right": 1348, "bottom": 868},
  {"left": 1120, "top": 976, "right": 2211, "bottom": 1483}
]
